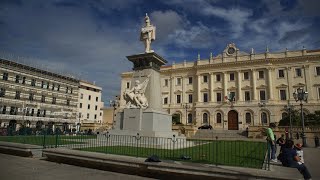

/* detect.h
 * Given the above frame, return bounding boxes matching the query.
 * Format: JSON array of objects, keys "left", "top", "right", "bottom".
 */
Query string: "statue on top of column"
[{"left": 140, "top": 13, "right": 156, "bottom": 53}]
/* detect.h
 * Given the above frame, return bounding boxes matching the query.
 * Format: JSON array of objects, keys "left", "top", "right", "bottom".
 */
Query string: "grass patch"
[
  {"left": 0, "top": 135, "right": 95, "bottom": 146},
  {"left": 79, "top": 140, "right": 267, "bottom": 169}
]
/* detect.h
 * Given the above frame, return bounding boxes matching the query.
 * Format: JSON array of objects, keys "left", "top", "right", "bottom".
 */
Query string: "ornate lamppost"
[
  {"left": 284, "top": 104, "right": 294, "bottom": 139},
  {"left": 109, "top": 98, "right": 119, "bottom": 129},
  {"left": 293, "top": 88, "right": 308, "bottom": 147},
  {"left": 181, "top": 103, "right": 191, "bottom": 125}
]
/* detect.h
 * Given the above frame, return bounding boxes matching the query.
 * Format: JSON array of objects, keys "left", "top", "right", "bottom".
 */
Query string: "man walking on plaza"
[{"left": 267, "top": 123, "right": 277, "bottom": 162}]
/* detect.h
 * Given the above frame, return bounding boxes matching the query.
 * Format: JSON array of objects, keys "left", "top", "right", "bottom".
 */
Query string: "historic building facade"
[
  {"left": 78, "top": 80, "right": 104, "bottom": 130},
  {"left": 0, "top": 58, "right": 79, "bottom": 132},
  {"left": 120, "top": 44, "right": 320, "bottom": 130}
]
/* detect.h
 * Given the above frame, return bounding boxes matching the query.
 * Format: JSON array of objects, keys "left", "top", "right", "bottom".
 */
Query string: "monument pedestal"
[{"left": 110, "top": 108, "right": 179, "bottom": 138}]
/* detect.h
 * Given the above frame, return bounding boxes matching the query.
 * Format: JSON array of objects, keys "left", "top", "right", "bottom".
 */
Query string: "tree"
[{"left": 279, "top": 110, "right": 320, "bottom": 126}]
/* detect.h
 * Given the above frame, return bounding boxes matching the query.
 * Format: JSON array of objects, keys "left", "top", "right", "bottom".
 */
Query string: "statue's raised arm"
[{"left": 140, "top": 13, "right": 156, "bottom": 53}]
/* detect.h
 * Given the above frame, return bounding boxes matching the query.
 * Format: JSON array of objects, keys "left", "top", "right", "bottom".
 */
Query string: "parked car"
[{"left": 198, "top": 125, "right": 213, "bottom": 130}]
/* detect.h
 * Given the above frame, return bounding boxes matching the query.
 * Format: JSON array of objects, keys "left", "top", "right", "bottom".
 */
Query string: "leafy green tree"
[{"left": 279, "top": 110, "right": 320, "bottom": 126}]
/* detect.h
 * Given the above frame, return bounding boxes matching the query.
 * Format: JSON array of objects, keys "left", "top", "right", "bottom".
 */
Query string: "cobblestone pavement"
[{"left": 0, "top": 153, "right": 155, "bottom": 180}]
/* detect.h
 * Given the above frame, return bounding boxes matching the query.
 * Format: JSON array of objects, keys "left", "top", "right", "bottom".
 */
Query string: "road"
[{"left": 0, "top": 153, "right": 155, "bottom": 180}]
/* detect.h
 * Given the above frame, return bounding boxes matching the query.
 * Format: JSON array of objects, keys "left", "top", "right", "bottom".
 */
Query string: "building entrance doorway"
[{"left": 228, "top": 110, "right": 238, "bottom": 130}]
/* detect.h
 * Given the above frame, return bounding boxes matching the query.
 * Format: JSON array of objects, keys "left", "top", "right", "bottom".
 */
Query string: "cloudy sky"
[{"left": 0, "top": 0, "right": 319, "bottom": 105}]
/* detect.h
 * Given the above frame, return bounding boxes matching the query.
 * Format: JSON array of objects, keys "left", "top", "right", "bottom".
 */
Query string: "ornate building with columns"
[
  {"left": 0, "top": 57, "right": 79, "bottom": 132},
  {"left": 119, "top": 44, "right": 320, "bottom": 130}
]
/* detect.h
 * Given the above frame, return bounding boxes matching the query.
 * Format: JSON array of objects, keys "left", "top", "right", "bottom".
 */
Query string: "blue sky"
[{"left": 0, "top": 0, "right": 319, "bottom": 105}]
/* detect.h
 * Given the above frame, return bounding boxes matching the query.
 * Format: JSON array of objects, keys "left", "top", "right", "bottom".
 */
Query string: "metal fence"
[{"left": 0, "top": 128, "right": 269, "bottom": 169}]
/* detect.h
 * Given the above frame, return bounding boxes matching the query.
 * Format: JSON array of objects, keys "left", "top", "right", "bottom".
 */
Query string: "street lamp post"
[
  {"left": 181, "top": 103, "right": 191, "bottom": 125},
  {"left": 109, "top": 99, "right": 119, "bottom": 129},
  {"left": 293, "top": 88, "right": 308, "bottom": 147},
  {"left": 284, "top": 104, "right": 294, "bottom": 139}
]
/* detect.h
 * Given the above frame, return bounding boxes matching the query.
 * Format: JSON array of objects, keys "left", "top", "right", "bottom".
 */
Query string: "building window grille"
[
  {"left": 188, "top": 77, "right": 192, "bottom": 84},
  {"left": 31, "top": 109, "right": 34, "bottom": 116},
  {"left": 164, "top": 79, "right": 168, "bottom": 86},
  {"left": 278, "top": 69, "right": 285, "bottom": 78},
  {"left": 188, "top": 113, "right": 192, "bottom": 124},
  {"left": 188, "top": 94, "right": 193, "bottom": 103},
  {"left": 22, "top": 77, "right": 26, "bottom": 84},
  {"left": 96, "top": 97, "right": 98, "bottom": 102},
  {"left": 216, "top": 92, "right": 222, "bottom": 102},
  {"left": 280, "top": 89, "right": 287, "bottom": 100},
  {"left": 261, "top": 112, "right": 268, "bottom": 125},
  {"left": 258, "top": 71, "right": 264, "bottom": 79},
  {"left": 80, "top": 103, "right": 82, "bottom": 108},
  {"left": 216, "top": 113, "right": 222, "bottom": 123},
  {"left": 15, "top": 75, "right": 20, "bottom": 83},
  {"left": 260, "top": 90, "right": 266, "bottom": 101},
  {"left": 41, "top": 95, "right": 45, "bottom": 103},
  {"left": 15, "top": 91, "right": 21, "bottom": 99},
  {"left": 245, "top": 112, "right": 251, "bottom": 124},
  {"left": 95, "top": 105, "right": 97, "bottom": 110},
  {"left": 176, "top": 95, "right": 181, "bottom": 104},
  {"left": 2, "top": 72, "right": 8, "bottom": 81},
  {"left": 0, "top": 88, "right": 6, "bottom": 97},
  {"left": 37, "top": 109, "right": 41, "bottom": 117},
  {"left": 1, "top": 105, "right": 6, "bottom": 114},
  {"left": 88, "top": 104, "right": 90, "bottom": 109},
  {"left": 230, "top": 73, "right": 235, "bottom": 81},
  {"left": 316, "top": 67, "right": 320, "bottom": 76},
  {"left": 89, "top": 95, "right": 91, "bottom": 100},
  {"left": 295, "top": 68, "right": 302, "bottom": 77},
  {"left": 87, "top": 113, "right": 89, "bottom": 119},
  {"left": 52, "top": 83, "right": 55, "bottom": 90},
  {"left": 203, "top": 75, "right": 208, "bottom": 83},
  {"left": 94, "top": 114, "right": 97, "bottom": 119},
  {"left": 176, "top": 78, "right": 181, "bottom": 85},
  {"left": 203, "top": 93, "right": 208, "bottom": 102},
  {"left": 31, "top": 79, "right": 36, "bottom": 86},
  {"left": 41, "top": 81, "right": 44, "bottom": 88},
  {"left": 216, "top": 74, "right": 221, "bottom": 82},
  {"left": 163, "top": 97, "right": 168, "bottom": 104},
  {"left": 243, "top": 72, "right": 249, "bottom": 80},
  {"left": 245, "top": 91, "right": 250, "bottom": 101},
  {"left": 29, "top": 93, "right": 34, "bottom": 101},
  {"left": 52, "top": 97, "right": 56, "bottom": 104},
  {"left": 202, "top": 113, "right": 208, "bottom": 124}
]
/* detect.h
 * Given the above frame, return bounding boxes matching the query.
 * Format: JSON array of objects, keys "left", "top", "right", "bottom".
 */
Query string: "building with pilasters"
[{"left": 119, "top": 44, "right": 320, "bottom": 130}]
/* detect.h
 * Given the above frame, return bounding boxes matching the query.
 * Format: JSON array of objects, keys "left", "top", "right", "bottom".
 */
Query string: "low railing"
[{"left": 0, "top": 128, "right": 268, "bottom": 169}]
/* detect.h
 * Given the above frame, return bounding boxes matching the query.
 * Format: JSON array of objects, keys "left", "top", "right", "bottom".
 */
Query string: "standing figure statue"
[
  {"left": 123, "top": 74, "right": 151, "bottom": 109},
  {"left": 140, "top": 13, "right": 156, "bottom": 53}
]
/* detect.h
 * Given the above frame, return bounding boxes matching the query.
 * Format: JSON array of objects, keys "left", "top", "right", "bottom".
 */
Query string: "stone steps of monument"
[{"left": 190, "top": 130, "right": 248, "bottom": 140}]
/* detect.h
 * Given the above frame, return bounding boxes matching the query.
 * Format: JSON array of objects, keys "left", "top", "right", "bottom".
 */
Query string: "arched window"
[
  {"left": 261, "top": 112, "right": 268, "bottom": 125},
  {"left": 282, "top": 112, "right": 288, "bottom": 119},
  {"left": 203, "top": 113, "right": 208, "bottom": 124},
  {"left": 187, "top": 113, "right": 192, "bottom": 124},
  {"left": 216, "top": 113, "right": 222, "bottom": 123},
  {"left": 245, "top": 112, "right": 251, "bottom": 124}
]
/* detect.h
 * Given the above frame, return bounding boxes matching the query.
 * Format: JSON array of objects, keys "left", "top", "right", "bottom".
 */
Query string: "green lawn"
[
  {"left": 79, "top": 140, "right": 267, "bottom": 169},
  {"left": 0, "top": 135, "right": 96, "bottom": 146}
]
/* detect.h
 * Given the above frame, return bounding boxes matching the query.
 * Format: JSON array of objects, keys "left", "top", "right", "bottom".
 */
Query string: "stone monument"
[{"left": 109, "top": 14, "right": 180, "bottom": 139}]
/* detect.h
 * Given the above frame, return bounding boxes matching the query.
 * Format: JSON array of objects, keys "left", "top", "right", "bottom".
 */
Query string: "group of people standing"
[{"left": 267, "top": 123, "right": 312, "bottom": 180}]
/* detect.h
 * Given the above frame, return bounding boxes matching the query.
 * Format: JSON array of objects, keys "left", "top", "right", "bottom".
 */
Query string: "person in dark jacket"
[{"left": 281, "top": 140, "right": 311, "bottom": 180}]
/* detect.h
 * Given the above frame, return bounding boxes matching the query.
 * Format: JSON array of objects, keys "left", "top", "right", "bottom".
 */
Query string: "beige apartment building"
[
  {"left": 120, "top": 44, "right": 320, "bottom": 130},
  {"left": 0, "top": 57, "right": 79, "bottom": 132},
  {"left": 78, "top": 80, "right": 104, "bottom": 131}
]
